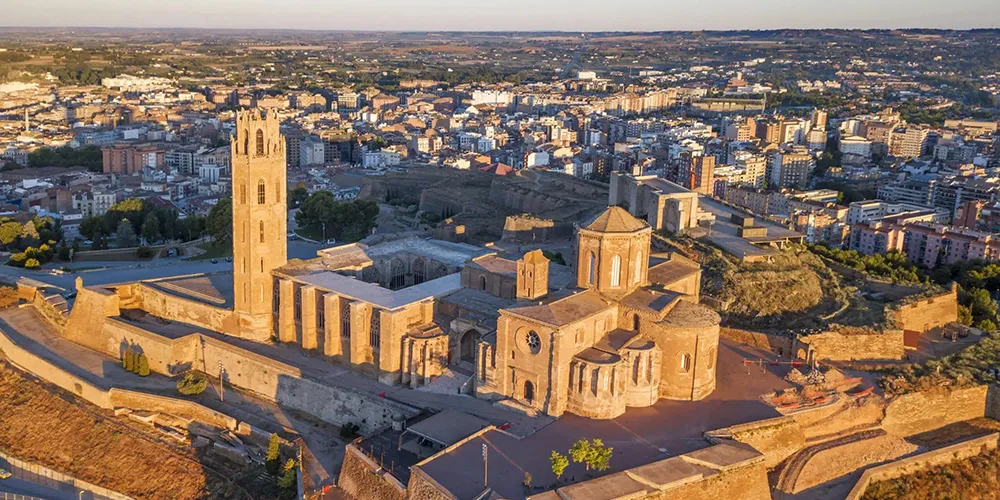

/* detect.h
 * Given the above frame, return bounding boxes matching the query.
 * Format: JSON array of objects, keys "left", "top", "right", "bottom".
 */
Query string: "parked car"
[
  {"left": 0, "top": 468, "right": 11, "bottom": 479},
  {"left": 210, "top": 259, "right": 218, "bottom": 264},
  {"left": 225, "top": 256, "right": 233, "bottom": 262}
]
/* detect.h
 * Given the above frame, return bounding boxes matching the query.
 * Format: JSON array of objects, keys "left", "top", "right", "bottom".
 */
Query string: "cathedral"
[{"left": 141, "top": 109, "right": 723, "bottom": 420}]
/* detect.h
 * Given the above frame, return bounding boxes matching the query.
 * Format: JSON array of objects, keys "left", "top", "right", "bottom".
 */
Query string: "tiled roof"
[{"left": 582, "top": 206, "right": 649, "bottom": 233}]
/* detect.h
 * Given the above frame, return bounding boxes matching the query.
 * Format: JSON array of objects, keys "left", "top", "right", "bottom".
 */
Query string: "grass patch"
[
  {"left": 863, "top": 446, "right": 1000, "bottom": 499},
  {"left": 190, "top": 242, "right": 232, "bottom": 261}
]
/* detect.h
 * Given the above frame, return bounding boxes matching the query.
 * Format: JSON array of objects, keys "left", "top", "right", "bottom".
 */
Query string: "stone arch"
[
  {"left": 433, "top": 264, "right": 448, "bottom": 279},
  {"left": 460, "top": 329, "right": 481, "bottom": 364},
  {"left": 524, "top": 380, "right": 535, "bottom": 403},
  {"left": 255, "top": 129, "right": 265, "bottom": 156},
  {"left": 389, "top": 258, "right": 406, "bottom": 290},
  {"left": 362, "top": 265, "right": 380, "bottom": 284},
  {"left": 680, "top": 353, "right": 692, "bottom": 373},
  {"left": 412, "top": 257, "right": 425, "bottom": 284}
]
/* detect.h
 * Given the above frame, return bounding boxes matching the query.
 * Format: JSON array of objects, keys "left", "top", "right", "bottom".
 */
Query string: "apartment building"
[
  {"left": 769, "top": 151, "right": 815, "bottom": 190},
  {"left": 101, "top": 144, "right": 164, "bottom": 175}
]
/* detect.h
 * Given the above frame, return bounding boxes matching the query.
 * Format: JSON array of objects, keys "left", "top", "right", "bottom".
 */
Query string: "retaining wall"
[
  {"left": 720, "top": 327, "right": 794, "bottom": 356},
  {"left": 845, "top": 433, "right": 1000, "bottom": 500},
  {"left": 798, "top": 329, "right": 905, "bottom": 362},
  {"left": 882, "top": 385, "right": 989, "bottom": 436},
  {"left": 705, "top": 416, "right": 806, "bottom": 469},
  {"left": 107, "top": 389, "right": 238, "bottom": 431},
  {"left": 0, "top": 450, "right": 133, "bottom": 500},
  {"left": 886, "top": 286, "right": 958, "bottom": 333},
  {"left": 337, "top": 444, "right": 407, "bottom": 500}
]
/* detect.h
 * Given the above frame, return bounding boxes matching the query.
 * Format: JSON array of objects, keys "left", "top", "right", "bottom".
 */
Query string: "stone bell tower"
[{"left": 231, "top": 109, "right": 287, "bottom": 341}]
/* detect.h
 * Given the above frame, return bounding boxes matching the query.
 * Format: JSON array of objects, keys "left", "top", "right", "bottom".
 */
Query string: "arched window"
[
  {"left": 243, "top": 131, "right": 249, "bottom": 155},
  {"left": 479, "top": 275, "right": 488, "bottom": 291},
  {"left": 255, "top": 129, "right": 265, "bottom": 156},
  {"left": 340, "top": 301, "right": 352, "bottom": 338},
  {"left": 257, "top": 180, "right": 266, "bottom": 204},
  {"left": 610, "top": 255, "right": 622, "bottom": 287},
  {"left": 681, "top": 353, "right": 691, "bottom": 373},
  {"left": 632, "top": 355, "right": 640, "bottom": 384},
  {"left": 260, "top": 258, "right": 264, "bottom": 273},
  {"left": 577, "top": 364, "right": 585, "bottom": 393},
  {"left": 259, "top": 221, "right": 265, "bottom": 243},
  {"left": 707, "top": 347, "right": 717, "bottom": 370},
  {"left": 633, "top": 251, "right": 643, "bottom": 285},
  {"left": 633, "top": 314, "right": 640, "bottom": 331},
  {"left": 240, "top": 182, "right": 246, "bottom": 204},
  {"left": 587, "top": 252, "right": 596, "bottom": 285},
  {"left": 591, "top": 368, "right": 600, "bottom": 396},
  {"left": 275, "top": 181, "right": 281, "bottom": 204}
]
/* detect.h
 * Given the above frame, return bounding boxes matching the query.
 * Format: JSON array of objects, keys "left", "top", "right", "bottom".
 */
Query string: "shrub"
[
  {"left": 266, "top": 433, "right": 281, "bottom": 475},
  {"left": 123, "top": 347, "right": 134, "bottom": 371},
  {"left": 278, "top": 459, "right": 297, "bottom": 489},
  {"left": 57, "top": 246, "right": 71, "bottom": 260},
  {"left": 137, "top": 354, "right": 150, "bottom": 376},
  {"left": 136, "top": 246, "right": 153, "bottom": 258},
  {"left": 24, "top": 258, "right": 40, "bottom": 269},
  {"left": 176, "top": 372, "right": 207, "bottom": 395}
]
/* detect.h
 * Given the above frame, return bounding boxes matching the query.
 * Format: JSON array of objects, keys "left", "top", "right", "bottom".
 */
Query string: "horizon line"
[{"left": 1, "top": 25, "right": 999, "bottom": 34}]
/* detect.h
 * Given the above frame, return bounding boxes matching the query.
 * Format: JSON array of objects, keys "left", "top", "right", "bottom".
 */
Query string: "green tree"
[
  {"left": 137, "top": 353, "right": 150, "bottom": 376},
  {"left": 79, "top": 216, "right": 104, "bottom": 241},
  {"left": 124, "top": 346, "right": 134, "bottom": 371},
  {"left": 587, "top": 438, "right": 613, "bottom": 472},
  {"left": 550, "top": 451, "right": 569, "bottom": 480},
  {"left": 266, "top": 433, "right": 281, "bottom": 475},
  {"left": 976, "top": 319, "right": 998, "bottom": 331},
  {"left": 206, "top": 198, "right": 233, "bottom": 246},
  {"left": 278, "top": 459, "right": 297, "bottom": 489},
  {"left": 288, "top": 187, "right": 309, "bottom": 208},
  {"left": 958, "top": 305, "right": 974, "bottom": 326},
  {"left": 116, "top": 219, "right": 138, "bottom": 248},
  {"left": 968, "top": 288, "right": 997, "bottom": 320},
  {"left": 179, "top": 216, "right": 206, "bottom": 242},
  {"left": 569, "top": 439, "right": 592, "bottom": 469},
  {"left": 142, "top": 213, "right": 161, "bottom": 244},
  {"left": 0, "top": 221, "right": 22, "bottom": 245}
]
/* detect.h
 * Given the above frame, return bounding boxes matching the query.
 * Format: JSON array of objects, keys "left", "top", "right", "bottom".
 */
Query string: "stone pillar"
[
  {"left": 322, "top": 293, "right": 341, "bottom": 358},
  {"left": 278, "top": 279, "right": 296, "bottom": 343},
  {"left": 401, "top": 338, "right": 413, "bottom": 388},
  {"left": 300, "top": 285, "right": 318, "bottom": 350},
  {"left": 349, "top": 302, "right": 373, "bottom": 371},
  {"left": 378, "top": 309, "right": 404, "bottom": 386}
]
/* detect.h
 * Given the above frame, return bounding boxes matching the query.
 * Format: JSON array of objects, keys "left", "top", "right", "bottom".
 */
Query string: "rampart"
[
  {"left": 885, "top": 284, "right": 958, "bottom": 333},
  {"left": 501, "top": 214, "right": 575, "bottom": 244},
  {"left": 881, "top": 385, "right": 991, "bottom": 436},
  {"left": 64, "top": 284, "right": 416, "bottom": 435},
  {"left": 337, "top": 444, "right": 407, "bottom": 500},
  {"left": 845, "top": 433, "right": 1000, "bottom": 500},
  {"left": 17, "top": 278, "right": 69, "bottom": 331},
  {"left": 798, "top": 328, "right": 905, "bottom": 362}
]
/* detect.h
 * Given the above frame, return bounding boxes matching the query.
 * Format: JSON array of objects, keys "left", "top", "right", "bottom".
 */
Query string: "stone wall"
[
  {"left": 107, "top": 388, "right": 238, "bottom": 431},
  {"left": 127, "top": 283, "right": 238, "bottom": 338},
  {"left": 0, "top": 449, "right": 132, "bottom": 500},
  {"left": 719, "top": 328, "right": 794, "bottom": 356},
  {"left": 886, "top": 285, "right": 958, "bottom": 332},
  {"left": 705, "top": 416, "right": 805, "bottom": 468},
  {"left": 798, "top": 329, "right": 905, "bottom": 362},
  {"left": 501, "top": 215, "right": 575, "bottom": 244},
  {"left": 18, "top": 280, "right": 69, "bottom": 331},
  {"left": 0, "top": 318, "right": 112, "bottom": 409},
  {"left": 337, "top": 444, "right": 407, "bottom": 500},
  {"left": 882, "top": 385, "right": 989, "bottom": 436},
  {"left": 845, "top": 433, "right": 1000, "bottom": 500},
  {"left": 275, "top": 376, "right": 409, "bottom": 434}
]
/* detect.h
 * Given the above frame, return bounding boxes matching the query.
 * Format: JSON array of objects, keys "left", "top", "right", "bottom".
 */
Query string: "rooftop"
[
  {"left": 296, "top": 272, "right": 461, "bottom": 310},
  {"left": 582, "top": 206, "right": 650, "bottom": 233}
]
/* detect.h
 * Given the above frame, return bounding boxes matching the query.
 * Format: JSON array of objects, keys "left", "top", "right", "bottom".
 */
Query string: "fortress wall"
[
  {"left": 0, "top": 322, "right": 111, "bottom": 409},
  {"left": 108, "top": 388, "right": 238, "bottom": 431},
  {"left": 337, "top": 444, "right": 407, "bottom": 500},
  {"left": 887, "top": 287, "right": 958, "bottom": 333},
  {"left": 798, "top": 330, "right": 905, "bottom": 362},
  {"left": 644, "top": 459, "right": 771, "bottom": 500},
  {"left": 101, "top": 316, "right": 409, "bottom": 435},
  {"left": 882, "top": 385, "right": 989, "bottom": 436},
  {"left": 275, "top": 375, "right": 412, "bottom": 434},
  {"left": 706, "top": 416, "right": 806, "bottom": 469},
  {"left": 133, "top": 283, "right": 235, "bottom": 335},
  {"left": 63, "top": 286, "right": 122, "bottom": 354},
  {"left": 845, "top": 433, "right": 1000, "bottom": 500},
  {"left": 719, "top": 328, "right": 794, "bottom": 357}
]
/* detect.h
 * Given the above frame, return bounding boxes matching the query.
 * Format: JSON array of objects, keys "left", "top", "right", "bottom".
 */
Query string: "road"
[
  {"left": 0, "top": 456, "right": 102, "bottom": 500},
  {"left": 0, "top": 240, "right": 325, "bottom": 290}
]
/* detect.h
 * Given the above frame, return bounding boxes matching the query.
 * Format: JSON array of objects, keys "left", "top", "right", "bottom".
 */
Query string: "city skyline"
[{"left": 3, "top": 0, "right": 999, "bottom": 32}]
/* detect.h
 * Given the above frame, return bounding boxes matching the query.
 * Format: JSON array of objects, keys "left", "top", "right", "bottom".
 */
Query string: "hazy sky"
[{"left": 3, "top": 0, "right": 999, "bottom": 31}]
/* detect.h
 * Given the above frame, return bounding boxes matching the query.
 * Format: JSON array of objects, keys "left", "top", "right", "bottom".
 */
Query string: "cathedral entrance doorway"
[
  {"left": 460, "top": 329, "right": 481, "bottom": 363},
  {"left": 524, "top": 381, "right": 535, "bottom": 403}
]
